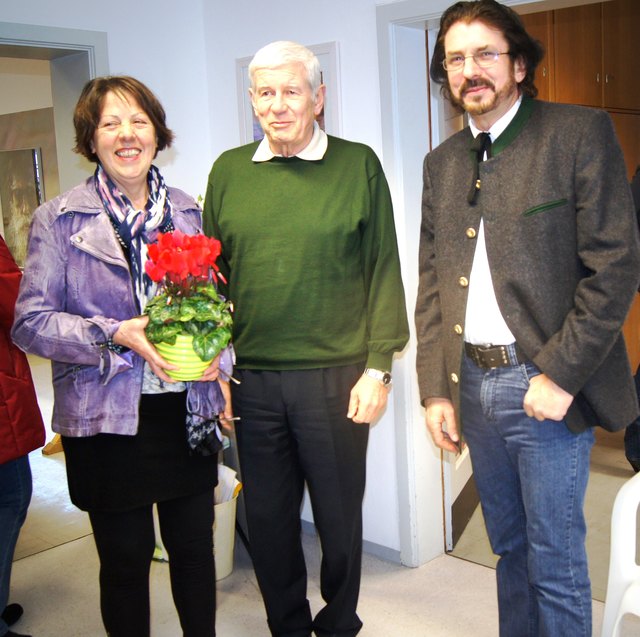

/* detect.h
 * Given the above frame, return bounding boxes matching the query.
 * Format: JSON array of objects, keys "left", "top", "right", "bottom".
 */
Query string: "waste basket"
[
  {"left": 213, "top": 464, "right": 242, "bottom": 580},
  {"left": 214, "top": 493, "right": 238, "bottom": 580}
]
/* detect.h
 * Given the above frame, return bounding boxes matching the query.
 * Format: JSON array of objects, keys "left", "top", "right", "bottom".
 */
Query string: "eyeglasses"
[{"left": 442, "top": 51, "right": 510, "bottom": 72}]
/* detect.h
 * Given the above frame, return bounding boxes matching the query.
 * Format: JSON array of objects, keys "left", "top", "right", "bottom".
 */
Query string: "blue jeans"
[
  {"left": 460, "top": 352, "right": 594, "bottom": 637},
  {"left": 0, "top": 455, "right": 32, "bottom": 637}
]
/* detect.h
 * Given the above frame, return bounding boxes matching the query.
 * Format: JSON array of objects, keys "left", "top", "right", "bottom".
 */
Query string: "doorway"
[
  {"left": 0, "top": 21, "right": 108, "bottom": 192},
  {"left": 1, "top": 21, "right": 109, "bottom": 557}
]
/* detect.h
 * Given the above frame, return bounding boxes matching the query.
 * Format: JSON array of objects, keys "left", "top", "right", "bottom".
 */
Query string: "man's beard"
[{"left": 450, "top": 72, "right": 518, "bottom": 117}]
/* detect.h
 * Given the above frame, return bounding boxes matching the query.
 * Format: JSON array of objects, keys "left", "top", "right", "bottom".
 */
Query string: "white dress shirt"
[{"left": 464, "top": 97, "right": 522, "bottom": 346}]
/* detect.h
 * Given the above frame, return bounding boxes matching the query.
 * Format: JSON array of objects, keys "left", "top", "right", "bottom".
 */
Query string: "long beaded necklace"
[{"left": 109, "top": 217, "right": 128, "bottom": 250}]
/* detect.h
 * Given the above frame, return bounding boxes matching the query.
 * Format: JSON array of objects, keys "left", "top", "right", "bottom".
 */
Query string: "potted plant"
[{"left": 144, "top": 229, "right": 232, "bottom": 380}]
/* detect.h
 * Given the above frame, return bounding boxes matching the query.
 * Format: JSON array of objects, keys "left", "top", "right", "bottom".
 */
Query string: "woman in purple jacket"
[
  {"left": 0, "top": 235, "right": 44, "bottom": 637},
  {"left": 12, "top": 77, "right": 228, "bottom": 637}
]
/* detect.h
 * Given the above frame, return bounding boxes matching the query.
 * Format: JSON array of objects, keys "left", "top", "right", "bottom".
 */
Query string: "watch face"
[{"left": 382, "top": 372, "right": 392, "bottom": 385}]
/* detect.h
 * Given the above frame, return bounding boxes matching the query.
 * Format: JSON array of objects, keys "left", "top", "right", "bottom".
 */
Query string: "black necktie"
[{"left": 468, "top": 132, "right": 492, "bottom": 205}]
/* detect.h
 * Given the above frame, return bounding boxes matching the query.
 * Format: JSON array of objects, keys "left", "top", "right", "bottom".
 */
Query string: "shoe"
[
  {"left": 630, "top": 461, "right": 640, "bottom": 473},
  {"left": 2, "top": 604, "right": 24, "bottom": 627}
]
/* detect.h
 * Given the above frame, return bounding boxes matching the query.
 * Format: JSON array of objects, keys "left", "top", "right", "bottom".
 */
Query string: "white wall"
[
  {"left": 1, "top": 0, "right": 416, "bottom": 555},
  {"left": 0, "top": 0, "right": 211, "bottom": 198},
  {"left": 203, "top": 0, "right": 385, "bottom": 158}
]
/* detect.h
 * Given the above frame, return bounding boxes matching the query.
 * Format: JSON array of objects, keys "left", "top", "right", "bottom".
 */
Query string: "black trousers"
[
  {"left": 89, "top": 489, "right": 216, "bottom": 637},
  {"left": 233, "top": 365, "right": 369, "bottom": 637}
]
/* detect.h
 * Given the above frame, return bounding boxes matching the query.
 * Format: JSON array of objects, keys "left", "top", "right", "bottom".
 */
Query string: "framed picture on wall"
[
  {"left": 0, "top": 147, "right": 44, "bottom": 268},
  {"left": 236, "top": 41, "right": 342, "bottom": 144}
]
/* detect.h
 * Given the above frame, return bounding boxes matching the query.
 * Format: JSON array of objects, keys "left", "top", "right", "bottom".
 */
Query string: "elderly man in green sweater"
[{"left": 203, "top": 40, "right": 408, "bottom": 637}]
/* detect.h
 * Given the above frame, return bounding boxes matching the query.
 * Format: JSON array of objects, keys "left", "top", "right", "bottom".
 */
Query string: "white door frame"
[{"left": 0, "top": 22, "right": 108, "bottom": 192}]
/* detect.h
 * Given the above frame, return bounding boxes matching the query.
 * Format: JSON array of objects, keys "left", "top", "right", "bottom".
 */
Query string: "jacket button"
[
  {"left": 453, "top": 324, "right": 463, "bottom": 335},
  {"left": 458, "top": 276, "right": 469, "bottom": 287},
  {"left": 466, "top": 227, "right": 477, "bottom": 239},
  {"left": 73, "top": 236, "right": 83, "bottom": 244},
  {"left": 450, "top": 373, "right": 459, "bottom": 384}
]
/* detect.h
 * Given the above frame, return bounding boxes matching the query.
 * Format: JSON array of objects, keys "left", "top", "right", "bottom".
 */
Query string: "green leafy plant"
[{"left": 144, "top": 230, "right": 232, "bottom": 362}]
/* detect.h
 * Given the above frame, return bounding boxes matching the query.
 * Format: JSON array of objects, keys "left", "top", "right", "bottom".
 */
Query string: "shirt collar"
[
  {"left": 252, "top": 121, "right": 328, "bottom": 162},
  {"left": 469, "top": 95, "right": 523, "bottom": 141}
]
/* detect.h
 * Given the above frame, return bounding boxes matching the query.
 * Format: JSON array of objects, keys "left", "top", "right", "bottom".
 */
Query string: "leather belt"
[{"left": 464, "top": 342, "right": 526, "bottom": 369}]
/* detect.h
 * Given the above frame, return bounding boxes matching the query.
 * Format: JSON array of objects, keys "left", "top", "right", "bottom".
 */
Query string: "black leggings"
[{"left": 89, "top": 489, "right": 216, "bottom": 637}]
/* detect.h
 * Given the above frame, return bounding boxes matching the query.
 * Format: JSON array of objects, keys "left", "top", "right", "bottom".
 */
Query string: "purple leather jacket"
[{"left": 12, "top": 177, "right": 230, "bottom": 437}]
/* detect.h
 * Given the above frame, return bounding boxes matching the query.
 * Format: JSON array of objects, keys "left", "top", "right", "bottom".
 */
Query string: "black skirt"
[{"left": 62, "top": 391, "right": 218, "bottom": 512}]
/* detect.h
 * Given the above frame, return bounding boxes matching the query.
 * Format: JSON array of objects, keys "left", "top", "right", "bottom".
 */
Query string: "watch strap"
[{"left": 364, "top": 367, "right": 392, "bottom": 385}]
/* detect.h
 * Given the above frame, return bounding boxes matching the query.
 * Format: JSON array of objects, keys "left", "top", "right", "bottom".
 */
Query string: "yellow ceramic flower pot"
[{"left": 155, "top": 334, "right": 213, "bottom": 381}]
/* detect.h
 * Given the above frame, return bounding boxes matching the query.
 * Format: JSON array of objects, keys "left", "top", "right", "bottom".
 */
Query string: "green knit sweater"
[{"left": 203, "top": 135, "right": 409, "bottom": 371}]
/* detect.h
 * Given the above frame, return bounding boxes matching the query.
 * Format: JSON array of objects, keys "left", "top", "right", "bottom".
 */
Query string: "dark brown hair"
[
  {"left": 73, "top": 75, "right": 174, "bottom": 162},
  {"left": 430, "top": 0, "right": 544, "bottom": 102}
]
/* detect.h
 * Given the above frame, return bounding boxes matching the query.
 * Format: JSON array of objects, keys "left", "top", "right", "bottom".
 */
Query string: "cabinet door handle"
[{"left": 596, "top": 73, "right": 600, "bottom": 83}]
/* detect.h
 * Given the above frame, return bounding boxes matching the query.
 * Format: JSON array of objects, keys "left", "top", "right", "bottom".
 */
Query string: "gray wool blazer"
[{"left": 416, "top": 98, "right": 640, "bottom": 433}]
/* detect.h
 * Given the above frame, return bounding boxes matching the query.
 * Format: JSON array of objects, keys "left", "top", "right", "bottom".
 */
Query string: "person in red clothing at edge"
[{"left": 0, "top": 234, "right": 45, "bottom": 637}]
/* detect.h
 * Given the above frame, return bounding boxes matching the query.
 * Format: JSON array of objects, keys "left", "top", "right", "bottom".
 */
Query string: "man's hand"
[
  {"left": 347, "top": 374, "right": 389, "bottom": 424},
  {"left": 112, "top": 315, "right": 179, "bottom": 383},
  {"left": 523, "top": 373, "right": 574, "bottom": 421},
  {"left": 425, "top": 397, "right": 461, "bottom": 454}
]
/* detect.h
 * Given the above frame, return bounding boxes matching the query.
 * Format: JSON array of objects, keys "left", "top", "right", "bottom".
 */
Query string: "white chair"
[{"left": 601, "top": 471, "right": 640, "bottom": 637}]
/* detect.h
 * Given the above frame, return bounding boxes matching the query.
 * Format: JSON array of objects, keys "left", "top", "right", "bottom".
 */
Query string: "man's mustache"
[{"left": 461, "top": 78, "right": 495, "bottom": 95}]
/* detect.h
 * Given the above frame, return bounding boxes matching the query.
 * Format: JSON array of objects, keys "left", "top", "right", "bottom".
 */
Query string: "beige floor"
[{"left": 7, "top": 356, "right": 640, "bottom": 636}]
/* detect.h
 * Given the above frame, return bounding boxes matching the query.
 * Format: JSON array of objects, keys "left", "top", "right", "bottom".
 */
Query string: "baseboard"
[{"left": 300, "top": 519, "right": 402, "bottom": 564}]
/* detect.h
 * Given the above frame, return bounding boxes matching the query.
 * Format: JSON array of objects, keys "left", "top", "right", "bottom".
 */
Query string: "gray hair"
[{"left": 248, "top": 41, "right": 322, "bottom": 96}]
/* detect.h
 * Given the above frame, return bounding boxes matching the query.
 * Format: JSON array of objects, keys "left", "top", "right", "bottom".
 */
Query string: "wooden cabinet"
[
  {"left": 602, "top": 0, "right": 640, "bottom": 111},
  {"left": 521, "top": 1, "right": 640, "bottom": 177},
  {"left": 553, "top": 0, "right": 640, "bottom": 110},
  {"left": 553, "top": 3, "right": 602, "bottom": 107},
  {"left": 519, "top": 11, "right": 554, "bottom": 102}
]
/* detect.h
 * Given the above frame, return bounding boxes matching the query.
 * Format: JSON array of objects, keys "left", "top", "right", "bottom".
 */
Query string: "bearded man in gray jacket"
[{"left": 415, "top": 1, "right": 640, "bottom": 636}]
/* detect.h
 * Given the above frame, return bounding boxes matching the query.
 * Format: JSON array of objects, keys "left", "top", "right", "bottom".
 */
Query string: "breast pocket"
[{"left": 523, "top": 198, "right": 569, "bottom": 217}]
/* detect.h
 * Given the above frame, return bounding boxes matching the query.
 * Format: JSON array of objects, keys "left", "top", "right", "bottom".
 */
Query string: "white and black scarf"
[{"left": 94, "top": 163, "right": 173, "bottom": 312}]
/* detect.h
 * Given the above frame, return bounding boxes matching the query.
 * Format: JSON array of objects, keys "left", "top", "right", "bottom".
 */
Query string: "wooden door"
[
  {"left": 603, "top": 0, "right": 640, "bottom": 111},
  {"left": 553, "top": 3, "right": 603, "bottom": 107},
  {"left": 610, "top": 110, "right": 640, "bottom": 368},
  {"left": 624, "top": 296, "right": 640, "bottom": 374},
  {"left": 520, "top": 11, "right": 554, "bottom": 102}
]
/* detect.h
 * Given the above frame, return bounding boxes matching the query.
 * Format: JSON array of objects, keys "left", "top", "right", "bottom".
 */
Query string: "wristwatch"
[{"left": 364, "top": 368, "right": 392, "bottom": 386}]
